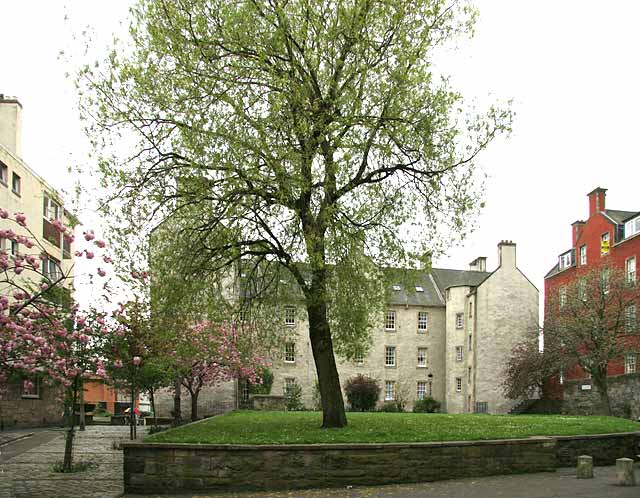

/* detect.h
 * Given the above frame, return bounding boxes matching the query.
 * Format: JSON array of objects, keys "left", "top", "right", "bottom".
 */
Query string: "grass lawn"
[{"left": 146, "top": 410, "right": 640, "bottom": 445}]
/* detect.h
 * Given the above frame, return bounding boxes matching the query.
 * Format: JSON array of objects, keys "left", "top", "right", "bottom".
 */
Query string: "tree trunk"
[
  {"left": 79, "top": 379, "right": 85, "bottom": 431},
  {"left": 307, "top": 297, "right": 347, "bottom": 428},
  {"left": 173, "top": 376, "right": 182, "bottom": 425},
  {"left": 190, "top": 389, "right": 199, "bottom": 421},
  {"left": 62, "top": 377, "right": 79, "bottom": 472},
  {"left": 149, "top": 388, "right": 157, "bottom": 427},
  {"left": 129, "top": 383, "right": 137, "bottom": 440},
  {"left": 593, "top": 375, "right": 611, "bottom": 415}
]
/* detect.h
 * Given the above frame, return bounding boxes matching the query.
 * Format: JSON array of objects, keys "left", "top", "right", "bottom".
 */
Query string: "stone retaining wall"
[{"left": 123, "top": 432, "right": 640, "bottom": 494}]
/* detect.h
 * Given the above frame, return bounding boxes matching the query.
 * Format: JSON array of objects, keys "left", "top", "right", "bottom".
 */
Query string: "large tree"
[
  {"left": 544, "top": 266, "right": 639, "bottom": 415},
  {"left": 79, "top": 0, "right": 511, "bottom": 427}
]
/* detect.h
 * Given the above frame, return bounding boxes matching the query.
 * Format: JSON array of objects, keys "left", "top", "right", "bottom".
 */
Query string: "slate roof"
[
  {"left": 431, "top": 268, "right": 491, "bottom": 291},
  {"left": 604, "top": 209, "right": 638, "bottom": 224},
  {"left": 384, "top": 267, "right": 491, "bottom": 307}
]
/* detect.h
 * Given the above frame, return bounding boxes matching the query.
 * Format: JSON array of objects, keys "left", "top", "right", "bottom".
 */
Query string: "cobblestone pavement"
[{"left": 0, "top": 425, "right": 145, "bottom": 498}]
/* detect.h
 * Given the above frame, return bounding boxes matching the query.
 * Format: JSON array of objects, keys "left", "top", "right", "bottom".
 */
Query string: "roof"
[
  {"left": 384, "top": 268, "right": 443, "bottom": 307},
  {"left": 384, "top": 267, "right": 491, "bottom": 307},
  {"left": 604, "top": 209, "right": 638, "bottom": 224},
  {"left": 431, "top": 268, "right": 491, "bottom": 290}
]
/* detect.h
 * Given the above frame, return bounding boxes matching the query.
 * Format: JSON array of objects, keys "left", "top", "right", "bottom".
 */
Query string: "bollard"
[
  {"left": 616, "top": 458, "right": 635, "bottom": 486},
  {"left": 576, "top": 455, "right": 593, "bottom": 479}
]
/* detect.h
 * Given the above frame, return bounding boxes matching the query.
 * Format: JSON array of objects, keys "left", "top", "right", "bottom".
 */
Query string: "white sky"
[{"left": 1, "top": 1, "right": 639, "bottom": 317}]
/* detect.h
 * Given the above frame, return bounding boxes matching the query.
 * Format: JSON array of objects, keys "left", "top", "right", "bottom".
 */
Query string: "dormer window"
[
  {"left": 558, "top": 250, "right": 573, "bottom": 270},
  {"left": 625, "top": 216, "right": 640, "bottom": 239}
]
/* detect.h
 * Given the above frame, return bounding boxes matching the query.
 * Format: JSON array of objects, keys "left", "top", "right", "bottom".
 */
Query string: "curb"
[{"left": 0, "top": 432, "right": 34, "bottom": 447}]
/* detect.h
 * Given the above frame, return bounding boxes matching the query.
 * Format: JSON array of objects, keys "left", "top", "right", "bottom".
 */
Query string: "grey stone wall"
[
  {"left": 123, "top": 438, "right": 557, "bottom": 494},
  {"left": 153, "top": 380, "right": 237, "bottom": 420},
  {"left": 0, "top": 380, "right": 64, "bottom": 429},
  {"left": 563, "top": 374, "right": 640, "bottom": 418}
]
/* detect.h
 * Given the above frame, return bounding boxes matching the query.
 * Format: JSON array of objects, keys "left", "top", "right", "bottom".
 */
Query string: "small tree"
[
  {"left": 173, "top": 321, "right": 265, "bottom": 421},
  {"left": 249, "top": 366, "right": 273, "bottom": 395},
  {"left": 502, "top": 334, "right": 562, "bottom": 401},
  {"left": 344, "top": 375, "right": 380, "bottom": 412},
  {"left": 544, "top": 265, "right": 639, "bottom": 415}
]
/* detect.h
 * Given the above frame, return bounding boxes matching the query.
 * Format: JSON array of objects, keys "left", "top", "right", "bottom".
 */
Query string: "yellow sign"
[{"left": 601, "top": 240, "right": 610, "bottom": 254}]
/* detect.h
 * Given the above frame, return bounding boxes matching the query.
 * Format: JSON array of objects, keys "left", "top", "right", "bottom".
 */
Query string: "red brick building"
[{"left": 545, "top": 187, "right": 639, "bottom": 385}]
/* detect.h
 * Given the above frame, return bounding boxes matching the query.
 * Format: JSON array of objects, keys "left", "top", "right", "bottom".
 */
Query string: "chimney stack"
[
  {"left": 469, "top": 257, "right": 487, "bottom": 272},
  {"left": 571, "top": 220, "right": 585, "bottom": 247},
  {"left": 587, "top": 187, "right": 607, "bottom": 218},
  {"left": 498, "top": 240, "right": 516, "bottom": 268},
  {"left": 0, "top": 95, "right": 23, "bottom": 157}
]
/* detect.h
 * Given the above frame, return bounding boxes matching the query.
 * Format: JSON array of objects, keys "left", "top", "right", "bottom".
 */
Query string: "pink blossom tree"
[
  {"left": 173, "top": 321, "right": 265, "bottom": 421},
  {"left": 0, "top": 210, "right": 112, "bottom": 471}
]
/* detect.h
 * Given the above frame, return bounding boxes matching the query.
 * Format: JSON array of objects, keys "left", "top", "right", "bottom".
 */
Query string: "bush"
[
  {"left": 413, "top": 397, "right": 441, "bottom": 413},
  {"left": 380, "top": 400, "right": 405, "bottom": 412},
  {"left": 345, "top": 375, "right": 380, "bottom": 412},
  {"left": 250, "top": 367, "right": 274, "bottom": 395},
  {"left": 284, "top": 381, "right": 304, "bottom": 411}
]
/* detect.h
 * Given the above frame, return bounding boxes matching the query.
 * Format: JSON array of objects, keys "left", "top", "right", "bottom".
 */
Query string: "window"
[
  {"left": 354, "top": 351, "right": 364, "bottom": 365},
  {"left": 42, "top": 256, "right": 62, "bottom": 281},
  {"left": 284, "top": 378, "right": 296, "bottom": 395},
  {"left": 43, "top": 195, "right": 61, "bottom": 220},
  {"left": 10, "top": 240, "right": 18, "bottom": 256},
  {"left": 468, "top": 333, "right": 472, "bottom": 351},
  {"left": 468, "top": 366, "right": 472, "bottom": 383},
  {"left": 455, "top": 313, "right": 464, "bottom": 329},
  {"left": 284, "top": 305, "right": 296, "bottom": 326},
  {"left": 385, "top": 310, "right": 396, "bottom": 331},
  {"left": 0, "top": 160, "right": 7, "bottom": 185},
  {"left": 601, "top": 268, "right": 610, "bottom": 294},
  {"left": 455, "top": 346, "right": 463, "bottom": 361},
  {"left": 416, "top": 381, "right": 428, "bottom": 400},
  {"left": 578, "top": 278, "right": 587, "bottom": 301},
  {"left": 625, "top": 353, "right": 637, "bottom": 374},
  {"left": 385, "top": 346, "right": 396, "bottom": 367},
  {"left": 626, "top": 304, "right": 637, "bottom": 333},
  {"left": 468, "top": 301, "right": 473, "bottom": 318},
  {"left": 455, "top": 377, "right": 462, "bottom": 392},
  {"left": 384, "top": 381, "right": 396, "bottom": 401},
  {"left": 417, "top": 348, "right": 427, "bottom": 368},
  {"left": 558, "top": 251, "right": 572, "bottom": 270},
  {"left": 284, "top": 342, "right": 295, "bottom": 362},
  {"left": 475, "top": 401, "right": 488, "bottom": 414},
  {"left": 579, "top": 245, "right": 587, "bottom": 266},
  {"left": 417, "top": 311, "right": 428, "bottom": 332},
  {"left": 11, "top": 172, "right": 20, "bottom": 195},
  {"left": 21, "top": 377, "right": 40, "bottom": 399},
  {"left": 559, "top": 286, "right": 567, "bottom": 308},
  {"left": 625, "top": 216, "right": 640, "bottom": 239},
  {"left": 626, "top": 257, "right": 636, "bottom": 284},
  {"left": 600, "top": 232, "right": 610, "bottom": 255},
  {"left": 241, "top": 381, "right": 250, "bottom": 402}
]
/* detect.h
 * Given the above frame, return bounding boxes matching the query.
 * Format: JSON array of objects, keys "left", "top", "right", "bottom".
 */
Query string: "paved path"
[
  {"left": 0, "top": 425, "right": 145, "bottom": 498},
  {"left": 125, "top": 466, "right": 640, "bottom": 498}
]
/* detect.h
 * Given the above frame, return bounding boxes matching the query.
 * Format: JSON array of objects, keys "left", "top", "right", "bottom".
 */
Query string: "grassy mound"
[{"left": 146, "top": 410, "right": 640, "bottom": 445}]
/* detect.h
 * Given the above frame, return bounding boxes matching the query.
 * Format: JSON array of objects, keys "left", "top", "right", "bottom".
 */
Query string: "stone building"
[
  {"left": 267, "top": 241, "right": 538, "bottom": 414},
  {"left": 0, "top": 95, "right": 75, "bottom": 428},
  {"left": 156, "top": 240, "right": 538, "bottom": 416}
]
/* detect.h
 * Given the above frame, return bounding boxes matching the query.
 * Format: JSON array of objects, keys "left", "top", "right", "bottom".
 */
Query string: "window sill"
[
  {"left": 0, "top": 180, "right": 7, "bottom": 187},
  {"left": 21, "top": 395, "right": 40, "bottom": 399},
  {"left": 11, "top": 190, "right": 21, "bottom": 197},
  {"left": 417, "top": 330, "right": 428, "bottom": 334},
  {"left": 385, "top": 329, "right": 396, "bottom": 332},
  {"left": 417, "top": 365, "right": 427, "bottom": 369},
  {"left": 385, "top": 365, "right": 396, "bottom": 369},
  {"left": 284, "top": 323, "right": 296, "bottom": 327},
  {"left": 283, "top": 360, "right": 296, "bottom": 364}
]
